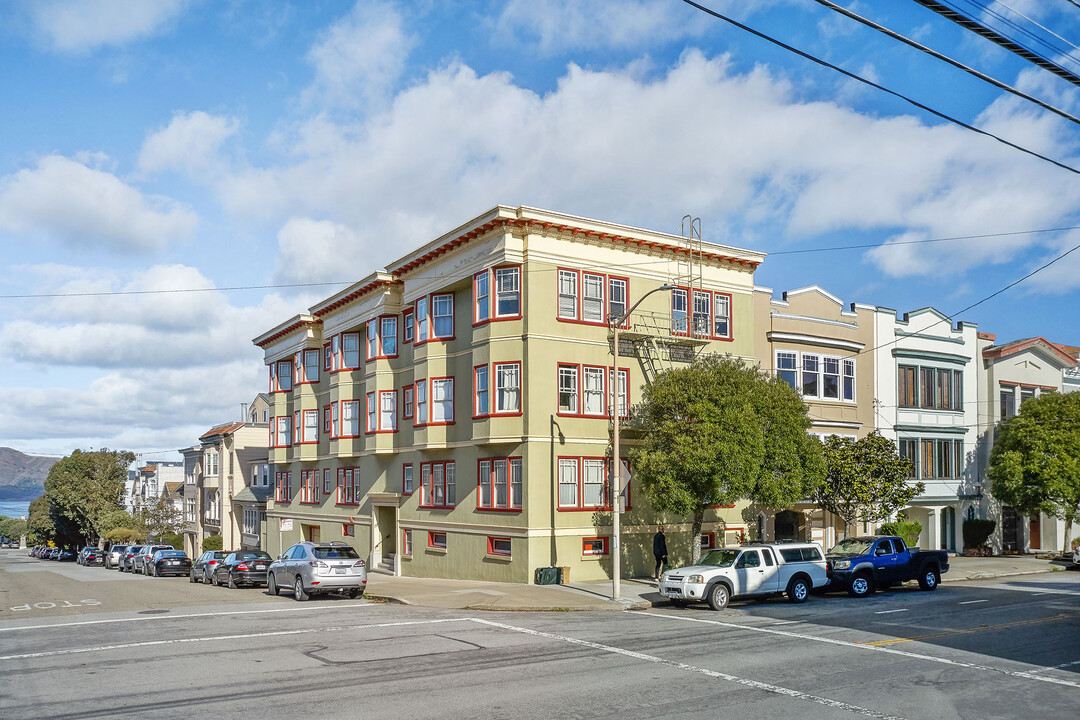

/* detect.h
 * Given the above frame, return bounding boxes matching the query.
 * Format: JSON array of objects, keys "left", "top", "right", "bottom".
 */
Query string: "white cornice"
[{"left": 766, "top": 331, "right": 864, "bottom": 352}]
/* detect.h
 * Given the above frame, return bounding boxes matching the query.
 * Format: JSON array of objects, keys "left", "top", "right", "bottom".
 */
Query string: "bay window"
[
  {"left": 494, "top": 267, "right": 520, "bottom": 317},
  {"left": 432, "top": 293, "right": 454, "bottom": 338},
  {"left": 431, "top": 378, "right": 454, "bottom": 423},
  {"left": 380, "top": 390, "right": 397, "bottom": 431},
  {"left": 495, "top": 363, "right": 520, "bottom": 414},
  {"left": 474, "top": 366, "right": 489, "bottom": 416}
]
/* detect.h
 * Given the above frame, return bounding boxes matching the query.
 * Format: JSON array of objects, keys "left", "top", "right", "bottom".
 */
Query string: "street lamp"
[{"left": 610, "top": 284, "right": 675, "bottom": 602}]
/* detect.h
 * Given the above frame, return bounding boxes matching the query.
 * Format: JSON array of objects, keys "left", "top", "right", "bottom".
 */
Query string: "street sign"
[{"left": 279, "top": 519, "right": 293, "bottom": 532}]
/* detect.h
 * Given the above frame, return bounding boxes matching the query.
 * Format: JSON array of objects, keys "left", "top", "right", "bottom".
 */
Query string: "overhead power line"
[
  {"left": 911, "top": 0, "right": 1080, "bottom": 88},
  {"left": 811, "top": 0, "right": 1080, "bottom": 126},
  {"left": 678, "top": 0, "right": 1080, "bottom": 175}
]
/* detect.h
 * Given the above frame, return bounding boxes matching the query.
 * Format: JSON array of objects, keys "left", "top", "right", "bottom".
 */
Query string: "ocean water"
[{"left": 0, "top": 501, "right": 31, "bottom": 519}]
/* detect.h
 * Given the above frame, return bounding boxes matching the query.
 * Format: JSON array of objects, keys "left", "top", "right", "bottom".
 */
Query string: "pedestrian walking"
[{"left": 652, "top": 525, "right": 667, "bottom": 581}]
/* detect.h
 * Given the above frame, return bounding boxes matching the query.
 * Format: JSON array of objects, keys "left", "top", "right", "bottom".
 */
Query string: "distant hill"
[{"left": 0, "top": 447, "right": 59, "bottom": 501}]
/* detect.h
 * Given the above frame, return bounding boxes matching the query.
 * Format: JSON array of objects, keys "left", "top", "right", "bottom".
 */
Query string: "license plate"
[
  {"left": 168, "top": 560, "right": 178, "bottom": 565},
  {"left": 665, "top": 589, "right": 680, "bottom": 596},
  {"left": 255, "top": 563, "right": 265, "bottom": 569},
  {"left": 335, "top": 568, "right": 346, "bottom": 575}
]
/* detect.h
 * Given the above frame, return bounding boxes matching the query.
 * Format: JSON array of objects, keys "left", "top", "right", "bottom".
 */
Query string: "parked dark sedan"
[
  {"left": 212, "top": 550, "right": 273, "bottom": 588},
  {"left": 147, "top": 549, "right": 192, "bottom": 577},
  {"left": 57, "top": 548, "right": 77, "bottom": 562},
  {"left": 42, "top": 547, "right": 60, "bottom": 560},
  {"left": 83, "top": 547, "right": 104, "bottom": 566}
]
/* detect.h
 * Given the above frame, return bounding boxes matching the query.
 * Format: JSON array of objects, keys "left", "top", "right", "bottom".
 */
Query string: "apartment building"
[
  {"left": 753, "top": 286, "right": 877, "bottom": 548},
  {"left": 254, "top": 205, "right": 765, "bottom": 582},
  {"left": 873, "top": 307, "right": 979, "bottom": 552},
  {"left": 127, "top": 461, "right": 183, "bottom": 513},
  {"left": 179, "top": 416, "right": 271, "bottom": 557},
  {"left": 976, "top": 335, "right": 1079, "bottom": 554}
]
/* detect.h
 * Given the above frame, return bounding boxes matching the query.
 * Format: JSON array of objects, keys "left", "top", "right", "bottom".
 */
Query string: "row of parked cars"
[
  {"left": 29, "top": 545, "right": 76, "bottom": 561},
  {"left": 31, "top": 540, "right": 368, "bottom": 601}
]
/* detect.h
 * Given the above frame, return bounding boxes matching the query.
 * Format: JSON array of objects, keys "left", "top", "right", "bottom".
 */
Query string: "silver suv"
[
  {"left": 267, "top": 541, "right": 367, "bottom": 601},
  {"left": 659, "top": 542, "right": 828, "bottom": 610}
]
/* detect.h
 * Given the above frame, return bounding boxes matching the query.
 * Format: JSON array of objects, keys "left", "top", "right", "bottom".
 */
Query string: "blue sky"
[{"left": 1, "top": 0, "right": 1079, "bottom": 460}]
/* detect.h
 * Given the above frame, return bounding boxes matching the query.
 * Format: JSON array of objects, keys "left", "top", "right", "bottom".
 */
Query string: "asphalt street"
[{"left": 1, "top": 549, "right": 1077, "bottom": 719}]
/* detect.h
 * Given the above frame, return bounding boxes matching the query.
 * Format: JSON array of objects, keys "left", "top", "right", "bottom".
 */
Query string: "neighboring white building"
[
  {"left": 873, "top": 307, "right": 979, "bottom": 552},
  {"left": 976, "top": 335, "right": 1079, "bottom": 554},
  {"left": 127, "top": 461, "right": 183, "bottom": 513}
]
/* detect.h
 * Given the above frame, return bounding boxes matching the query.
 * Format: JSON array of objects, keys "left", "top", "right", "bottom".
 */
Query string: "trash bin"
[
  {"left": 558, "top": 566, "right": 570, "bottom": 584},
  {"left": 534, "top": 566, "right": 559, "bottom": 585}
]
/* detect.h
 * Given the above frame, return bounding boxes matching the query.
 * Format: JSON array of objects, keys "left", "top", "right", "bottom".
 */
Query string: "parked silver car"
[
  {"left": 104, "top": 544, "right": 128, "bottom": 569},
  {"left": 134, "top": 544, "right": 174, "bottom": 574},
  {"left": 267, "top": 541, "right": 366, "bottom": 601}
]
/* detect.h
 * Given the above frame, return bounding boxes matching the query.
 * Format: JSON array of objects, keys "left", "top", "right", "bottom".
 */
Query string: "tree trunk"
[
  {"left": 691, "top": 505, "right": 705, "bottom": 564},
  {"left": 1063, "top": 515, "right": 1074, "bottom": 556}
]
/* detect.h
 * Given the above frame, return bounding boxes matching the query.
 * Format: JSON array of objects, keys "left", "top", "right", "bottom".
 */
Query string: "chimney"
[{"left": 241, "top": 402, "right": 248, "bottom": 422}]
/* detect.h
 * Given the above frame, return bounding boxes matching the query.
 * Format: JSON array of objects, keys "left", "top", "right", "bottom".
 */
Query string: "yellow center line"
[{"left": 859, "top": 613, "right": 1074, "bottom": 646}]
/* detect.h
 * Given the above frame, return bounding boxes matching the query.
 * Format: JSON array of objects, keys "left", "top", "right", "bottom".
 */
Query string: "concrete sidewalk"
[{"left": 362, "top": 554, "right": 1075, "bottom": 611}]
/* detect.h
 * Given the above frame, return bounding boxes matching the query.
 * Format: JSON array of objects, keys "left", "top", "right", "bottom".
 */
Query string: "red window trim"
[
  {"left": 492, "top": 361, "right": 523, "bottom": 417},
  {"left": 555, "top": 268, "right": 630, "bottom": 327},
  {"left": 323, "top": 405, "right": 331, "bottom": 434},
  {"left": 298, "top": 469, "right": 320, "bottom": 505},
  {"left": 339, "top": 399, "right": 362, "bottom": 439},
  {"left": 297, "top": 348, "right": 321, "bottom": 385},
  {"left": 476, "top": 456, "right": 523, "bottom": 512},
  {"left": 322, "top": 468, "right": 332, "bottom": 494},
  {"left": 472, "top": 270, "right": 491, "bottom": 326},
  {"left": 271, "top": 359, "right": 294, "bottom": 394},
  {"left": 556, "top": 363, "right": 630, "bottom": 419},
  {"left": 296, "top": 408, "right": 319, "bottom": 445},
  {"left": 365, "top": 391, "right": 377, "bottom": 434},
  {"left": 376, "top": 389, "right": 398, "bottom": 433},
  {"left": 418, "top": 460, "right": 455, "bottom": 509},
  {"left": 671, "top": 286, "right": 734, "bottom": 342},
  {"left": 556, "top": 456, "right": 631, "bottom": 512},
  {"left": 701, "top": 532, "right": 716, "bottom": 550},
  {"left": 414, "top": 291, "right": 456, "bottom": 346},
  {"left": 402, "top": 528, "right": 413, "bottom": 556},
  {"left": 402, "top": 308, "right": 414, "bottom": 344},
  {"left": 402, "top": 463, "right": 414, "bottom": 495},
  {"left": 340, "top": 331, "right": 362, "bottom": 370},
  {"left": 366, "top": 314, "right": 400, "bottom": 361},
  {"left": 413, "top": 379, "right": 427, "bottom": 427},
  {"left": 402, "top": 386, "right": 414, "bottom": 420},
  {"left": 487, "top": 536, "right": 512, "bottom": 557},
  {"left": 583, "top": 536, "right": 609, "bottom": 556},
  {"left": 556, "top": 267, "right": 581, "bottom": 322},
  {"left": 492, "top": 265, "right": 523, "bottom": 321},
  {"left": 274, "top": 471, "right": 292, "bottom": 503},
  {"left": 427, "top": 531, "right": 447, "bottom": 549},
  {"left": 335, "top": 466, "right": 361, "bottom": 506},
  {"left": 427, "top": 376, "right": 455, "bottom": 426},
  {"left": 323, "top": 342, "right": 332, "bottom": 371},
  {"left": 473, "top": 364, "right": 490, "bottom": 419}
]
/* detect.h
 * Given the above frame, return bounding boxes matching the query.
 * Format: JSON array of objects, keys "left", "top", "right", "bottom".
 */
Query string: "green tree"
[
  {"left": 815, "top": 432, "right": 923, "bottom": 538},
  {"left": 43, "top": 449, "right": 133, "bottom": 546},
  {"left": 989, "top": 391, "right": 1080, "bottom": 555},
  {"left": 26, "top": 495, "right": 55, "bottom": 544},
  {"left": 136, "top": 497, "right": 182, "bottom": 542},
  {"left": 630, "top": 354, "right": 825, "bottom": 563},
  {"left": 0, "top": 516, "right": 27, "bottom": 543}
]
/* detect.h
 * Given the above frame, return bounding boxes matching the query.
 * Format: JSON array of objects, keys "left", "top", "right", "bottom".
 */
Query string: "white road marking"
[
  {"left": 0, "top": 602, "right": 371, "bottom": 633},
  {"left": 636, "top": 611, "right": 1080, "bottom": 689},
  {"left": 0, "top": 618, "right": 466, "bottom": 661},
  {"left": 959, "top": 600, "right": 989, "bottom": 605},
  {"left": 470, "top": 618, "right": 905, "bottom": 720},
  {"left": 874, "top": 609, "right": 909, "bottom": 614},
  {"left": 976, "top": 583, "right": 1079, "bottom": 596}
]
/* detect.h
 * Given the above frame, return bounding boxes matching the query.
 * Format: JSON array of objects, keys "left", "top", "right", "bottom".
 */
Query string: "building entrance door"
[
  {"left": 1028, "top": 514, "right": 1041, "bottom": 550},
  {"left": 1002, "top": 507, "right": 1020, "bottom": 553},
  {"left": 774, "top": 511, "right": 801, "bottom": 541}
]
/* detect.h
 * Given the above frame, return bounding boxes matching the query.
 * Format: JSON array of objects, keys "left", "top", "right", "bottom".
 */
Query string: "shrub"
[
  {"left": 962, "top": 518, "right": 996, "bottom": 549},
  {"left": 105, "top": 526, "right": 143, "bottom": 544},
  {"left": 880, "top": 520, "right": 922, "bottom": 548},
  {"left": 159, "top": 532, "right": 184, "bottom": 550},
  {"left": 201, "top": 534, "right": 223, "bottom": 551}
]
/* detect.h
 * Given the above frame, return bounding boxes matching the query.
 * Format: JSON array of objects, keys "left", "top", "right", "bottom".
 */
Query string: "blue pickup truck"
[{"left": 825, "top": 536, "right": 949, "bottom": 598}]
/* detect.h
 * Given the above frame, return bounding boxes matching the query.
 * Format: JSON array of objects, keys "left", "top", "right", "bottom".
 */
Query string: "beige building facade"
[{"left": 255, "top": 205, "right": 766, "bottom": 582}]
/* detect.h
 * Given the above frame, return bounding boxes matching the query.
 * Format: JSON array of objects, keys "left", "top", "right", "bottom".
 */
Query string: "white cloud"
[
  {"left": 304, "top": 0, "right": 415, "bottom": 111},
  {"left": 494, "top": 0, "right": 713, "bottom": 52},
  {"left": 0, "top": 155, "right": 198, "bottom": 252},
  {"left": 274, "top": 217, "right": 364, "bottom": 285},
  {"left": 29, "top": 0, "right": 188, "bottom": 54},
  {"left": 139, "top": 111, "right": 240, "bottom": 175}
]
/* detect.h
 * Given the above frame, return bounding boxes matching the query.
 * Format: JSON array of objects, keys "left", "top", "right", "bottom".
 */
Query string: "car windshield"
[
  {"left": 312, "top": 546, "right": 360, "bottom": 559},
  {"left": 829, "top": 539, "right": 873, "bottom": 555},
  {"left": 698, "top": 549, "right": 739, "bottom": 567},
  {"left": 158, "top": 551, "right": 185, "bottom": 558}
]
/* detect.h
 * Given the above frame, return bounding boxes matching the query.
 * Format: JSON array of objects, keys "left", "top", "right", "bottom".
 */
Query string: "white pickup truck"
[{"left": 658, "top": 542, "right": 829, "bottom": 610}]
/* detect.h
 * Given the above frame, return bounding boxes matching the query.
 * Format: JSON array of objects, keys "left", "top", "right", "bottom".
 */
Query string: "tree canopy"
[
  {"left": 630, "top": 354, "right": 825, "bottom": 562},
  {"left": 43, "top": 449, "right": 133, "bottom": 547},
  {"left": 988, "top": 391, "right": 1080, "bottom": 554},
  {"left": 815, "top": 432, "right": 923, "bottom": 537}
]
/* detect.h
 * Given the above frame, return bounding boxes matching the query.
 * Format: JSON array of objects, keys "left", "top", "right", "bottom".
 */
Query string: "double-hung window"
[
  {"left": 558, "top": 270, "right": 578, "bottom": 319},
  {"left": 692, "top": 290, "right": 710, "bottom": 337},
  {"left": 274, "top": 471, "right": 291, "bottom": 502},
  {"left": 403, "top": 386, "right": 414, "bottom": 419},
  {"left": 402, "top": 464, "right": 413, "bottom": 494},
  {"left": 671, "top": 289, "right": 688, "bottom": 334},
  {"left": 582, "top": 273, "right": 605, "bottom": 323},
  {"left": 303, "top": 349, "right": 320, "bottom": 383},
  {"left": 713, "top": 293, "right": 731, "bottom": 338},
  {"left": 478, "top": 457, "right": 523, "bottom": 510},
  {"left": 474, "top": 271, "right": 490, "bottom": 323},
  {"left": 558, "top": 365, "right": 578, "bottom": 414},
  {"left": 380, "top": 316, "right": 397, "bottom": 356},
  {"left": 366, "top": 392, "right": 376, "bottom": 433},
  {"left": 494, "top": 267, "right": 520, "bottom": 317},
  {"left": 331, "top": 402, "right": 339, "bottom": 438},
  {"left": 431, "top": 378, "right": 454, "bottom": 423},
  {"left": 303, "top": 410, "right": 318, "bottom": 443},
  {"left": 342, "top": 332, "right": 360, "bottom": 369},
  {"left": 582, "top": 367, "right": 605, "bottom": 415},
  {"left": 415, "top": 381, "right": 428, "bottom": 424},
  {"left": 331, "top": 335, "right": 340, "bottom": 371},
  {"left": 299, "top": 470, "right": 318, "bottom": 504},
  {"left": 609, "top": 278, "right": 627, "bottom": 324},
  {"left": 419, "top": 461, "right": 455, "bottom": 508},
  {"left": 323, "top": 406, "right": 331, "bottom": 434},
  {"left": 337, "top": 467, "right": 360, "bottom": 504},
  {"left": 342, "top": 400, "right": 360, "bottom": 437},
  {"left": 474, "top": 366, "right": 489, "bottom": 416},
  {"left": 823, "top": 358, "right": 841, "bottom": 400},
  {"left": 610, "top": 368, "right": 628, "bottom": 418},
  {"left": 558, "top": 457, "right": 627, "bottom": 510},
  {"left": 432, "top": 293, "right": 454, "bottom": 338},
  {"left": 495, "top": 363, "right": 520, "bottom": 414},
  {"left": 380, "top": 391, "right": 397, "bottom": 431},
  {"left": 277, "top": 416, "right": 292, "bottom": 447},
  {"left": 415, "top": 298, "right": 429, "bottom": 342},
  {"left": 367, "top": 322, "right": 378, "bottom": 360},
  {"left": 777, "top": 352, "right": 798, "bottom": 391},
  {"left": 403, "top": 309, "right": 414, "bottom": 343},
  {"left": 276, "top": 360, "right": 293, "bottom": 391}
]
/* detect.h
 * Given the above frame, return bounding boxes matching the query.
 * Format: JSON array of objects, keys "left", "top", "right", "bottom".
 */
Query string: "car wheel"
[
  {"left": 787, "top": 577, "right": 810, "bottom": 604},
  {"left": 228, "top": 574, "right": 239, "bottom": 590},
  {"left": 268, "top": 575, "right": 279, "bottom": 596},
  {"left": 848, "top": 573, "right": 874, "bottom": 598},
  {"left": 293, "top": 577, "right": 309, "bottom": 601},
  {"left": 203, "top": 569, "right": 212, "bottom": 585},
  {"left": 707, "top": 583, "right": 729, "bottom": 611},
  {"left": 149, "top": 565, "right": 156, "bottom": 577},
  {"left": 347, "top": 588, "right": 361, "bottom": 599},
  {"left": 918, "top": 568, "right": 940, "bottom": 591},
  {"left": 189, "top": 569, "right": 197, "bottom": 583}
]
